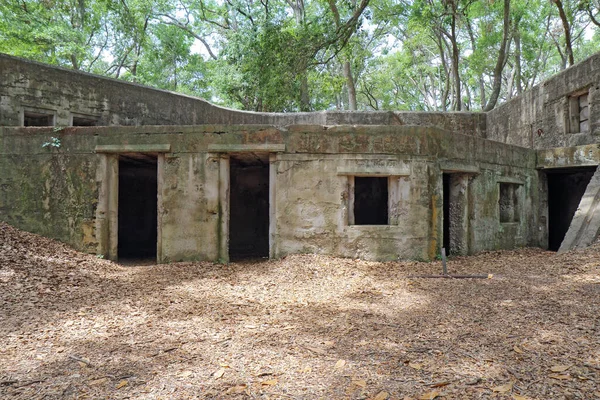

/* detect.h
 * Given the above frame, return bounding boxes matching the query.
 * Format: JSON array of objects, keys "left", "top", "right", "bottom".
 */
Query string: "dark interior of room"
[
  {"left": 229, "top": 153, "right": 270, "bottom": 260},
  {"left": 442, "top": 173, "right": 451, "bottom": 254},
  {"left": 354, "top": 176, "right": 388, "bottom": 225},
  {"left": 118, "top": 154, "right": 158, "bottom": 260},
  {"left": 546, "top": 167, "right": 596, "bottom": 251},
  {"left": 24, "top": 111, "right": 53, "bottom": 126}
]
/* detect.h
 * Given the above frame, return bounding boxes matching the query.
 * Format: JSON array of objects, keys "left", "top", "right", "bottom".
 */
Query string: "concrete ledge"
[
  {"left": 208, "top": 144, "right": 286, "bottom": 153},
  {"left": 440, "top": 161, "right": 480, "bottom": 174},
  {"left": 95, "top": 144, "right": 171, "bottom": 153},
  {"left": 497, "top": 177, "right": 525, "bottom": 185},
  {"left": 537, "top": 144, "right": 600, "bottom": 169},
  {"left": 337, "top": 167, "right": 410, "bottom": 176}
]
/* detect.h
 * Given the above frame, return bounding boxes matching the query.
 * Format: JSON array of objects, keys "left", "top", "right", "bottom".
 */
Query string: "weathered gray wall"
[
  {"left": 0, "top": 53, "right": 486, "bottom": 136},
  {"left": 486, "top": 53, "right": 600, "bottom": 149},
  {"left": 0, "top": 124, "right": 540, "bottom": 262}
]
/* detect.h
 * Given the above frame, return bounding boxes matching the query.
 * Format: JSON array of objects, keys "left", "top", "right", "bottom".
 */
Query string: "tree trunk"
[
  {"left": 343, "top": 60, "right": 357, "bottom": 110},
  {"left": 553, "top": 0, "right": 574, "bottom": 67},
  {"left": 483, "top": 0, "right": 511, "bottom": 112},
  {"left": 514, "top": 23, "right": 523, "bottom": 95},
  {"left": 328, "top": 0, "right": 358, "bottom": 110},
  {"left": 450, "top": 12, "right": 461, "bottom": 111}
]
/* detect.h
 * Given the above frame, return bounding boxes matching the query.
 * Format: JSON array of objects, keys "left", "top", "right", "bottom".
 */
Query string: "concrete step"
[{"left": 559, "top": 165, "right": 600, "bottom": 253}]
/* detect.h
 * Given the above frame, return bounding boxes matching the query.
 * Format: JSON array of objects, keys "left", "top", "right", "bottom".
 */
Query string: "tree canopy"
[{"left": 1, "top": 0, "right": 599, "bottom": 112}]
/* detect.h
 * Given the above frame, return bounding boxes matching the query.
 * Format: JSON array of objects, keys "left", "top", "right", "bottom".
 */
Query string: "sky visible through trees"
[{"left": 1, "top": 0, "right": 599, "bottom": 112}]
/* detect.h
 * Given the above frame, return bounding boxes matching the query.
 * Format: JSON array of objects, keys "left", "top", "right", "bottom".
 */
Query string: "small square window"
[
  {"left": 353, "top": 177, "right": 389, "bottom": 225},
  {"left": 499, "top": 183, "right": 520, "bottom": 223},
  {"left": 568, "top": 91, "right": 590, "bottom": 133},
  {"left": 71, "top": 113, "right": 99, "bottom": 126},
  {"left": 23, "top": 110, "right": 55, "bottom": 126}
]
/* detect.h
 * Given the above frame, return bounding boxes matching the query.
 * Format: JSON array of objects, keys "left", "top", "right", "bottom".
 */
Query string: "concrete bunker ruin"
[{"left": 1, "top": 52, "right": 600, "bottom": 263}]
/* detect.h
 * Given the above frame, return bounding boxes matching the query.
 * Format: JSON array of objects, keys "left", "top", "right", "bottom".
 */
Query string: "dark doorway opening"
[
  {"left": 546, "top": 167, "right": 596, "bottom": 251},
  {"left": 442, "top": 173, "right": 451, "bottom": 254},
  {"left": 229, "top": 154, "right": 270, "bottom": 260},
  {"left": 118, "top": 154, "right": 158, "bottom": 260},
  {"left": 354, "top": 177, "right": 388, "bottom": 225}
]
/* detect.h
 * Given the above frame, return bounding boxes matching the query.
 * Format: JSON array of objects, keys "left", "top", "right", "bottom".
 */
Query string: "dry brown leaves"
[{"left": 1, "top": 222, "right": 599, "bottom": 399}]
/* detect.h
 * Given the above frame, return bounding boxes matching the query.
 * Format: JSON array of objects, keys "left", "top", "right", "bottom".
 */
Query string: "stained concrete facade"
[{"left": 1, "top": 52, "right": 599, "bottom": 262}]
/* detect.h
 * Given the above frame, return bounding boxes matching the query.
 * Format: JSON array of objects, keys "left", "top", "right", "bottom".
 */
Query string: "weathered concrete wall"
[
  {"left": 486, "top": 53, "right": 600, "bottom": 149},
  {"left": 0, "top": 53, "right": 486, "bottom": 136},
  {"left": 0, "top": 124, "right": 540, "bottom": 262}
]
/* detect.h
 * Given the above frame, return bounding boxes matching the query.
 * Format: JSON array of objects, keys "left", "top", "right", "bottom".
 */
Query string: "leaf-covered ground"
[{"left": 1, "top": 222, "right": 599, "bottom": 399}]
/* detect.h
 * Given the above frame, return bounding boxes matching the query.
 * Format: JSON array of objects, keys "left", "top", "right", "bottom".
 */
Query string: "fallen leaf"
[
  {"left": 513, "top": 345, "right": 524, "bottom": 354},
  {"left": 225, "top": 384, "right": 247, "bottom": 394},
  {"left": 213, "top": 368, "right": 226, "bottom": 379},
  {"left": 352, "top": 379, "right": 367, "bottom": 388},
  {"left": 492, "top": 381, "right": 514, "bottom": 393},
  {"left": 408, "top": 361, "right": 423, "bottom": 370},
  {"left": 304, "top": 346, "right": 327, "bottom": 355},
  {"left": 261, "top": 379, "right": 278, "bottom": 386},
  {"left": 418, "top": 391, "right": 439, "bottom": 399},
  {"left": 335, "top": 359, "right": 346, "bottom": 370},
  {"left": 513, "top": 395, "right": 532, "bottom": 400},
  {"left": 372, "top": 391, "right": 389, "bottom": 400},
  {"left": 88, "top": 378, "right": 108, "bottom": 386},
  {"left": 179, "top": 370, "right": 193, "bottom": 378},
  {"left": 548, "top": 373, "right": 570, "bottom": 380},
  {"left": 549, "top": 365, "right": 571, "bottom": 372},
  {"left": 115, "top": 380, "right": 128, "bottom": 389}
]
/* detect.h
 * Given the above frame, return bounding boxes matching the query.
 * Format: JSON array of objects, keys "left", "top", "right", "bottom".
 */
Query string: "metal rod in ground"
[
  {"left": 407, "top": 274, "right": 492, "bottom": 279},
  {"left": 441, "top": 248, "right": 448, "bottom": 275}
]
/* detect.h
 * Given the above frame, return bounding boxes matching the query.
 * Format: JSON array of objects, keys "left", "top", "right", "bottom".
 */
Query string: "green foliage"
[
  {"left": 2, "top": 0, "right": 600, "bottom": 111},
  {"left": 42, "top": 137, "right": 61, "bottom": 149}
]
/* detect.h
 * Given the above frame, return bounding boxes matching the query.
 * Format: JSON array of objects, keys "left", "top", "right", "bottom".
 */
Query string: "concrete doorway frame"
[
  {"left": 440, "top": 163, "right": 479, "bottom": 256},
  {"left": 210, "top": 144, "right": 285, "bottom": 263},
  {"left": 95, "top": 144, "right": 171, "bottom": 263}
]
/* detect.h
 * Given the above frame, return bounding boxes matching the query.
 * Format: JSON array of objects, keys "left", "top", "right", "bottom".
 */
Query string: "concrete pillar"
[
  {"left": 95, "top": 153, "right": 118, "bottom": 261},
  {"left": 218, "top": 154, "right": 230, "bottom": 263},
  {"left": 269, "top": 153, "right": 277, "bottom": 259},
  {"left": 448, "top": 174, "right": 470, "bottom": 256}
]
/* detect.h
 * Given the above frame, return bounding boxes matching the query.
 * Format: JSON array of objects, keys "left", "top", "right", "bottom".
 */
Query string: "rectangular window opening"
[
  {"left": 72, "top": 115, "right": 99, "bottom": 126},
  {"left": 353, "top": 176, "right": 389, "bottom": 225},
  {"left": 499, "top": 183, "right": 520, "bottom": 223},
  {"left": 24, "top": 110, "right": 55, "bottom": 126},
  {"left": 569, "top": 91, "right": 590, "bottom": 133}
]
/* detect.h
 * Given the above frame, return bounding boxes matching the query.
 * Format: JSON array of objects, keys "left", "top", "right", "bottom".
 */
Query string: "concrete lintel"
[
  {"left": 337, "top": 167, "right": 410, "bottom": 176},
  {"left": 497, "top": 177, "right": 525, "bottom": 185},
  {"left": 537, "top": 144, "right": 600, "bottom": 169},
  {"left": 208, "top": 144, "right": 286, "bottom": 153},
  {"left": 440, "top": 161, "right": 480, "bottom": 174},
  {"left": 95, "top": 144, "right": 171, "bottom": 153}
]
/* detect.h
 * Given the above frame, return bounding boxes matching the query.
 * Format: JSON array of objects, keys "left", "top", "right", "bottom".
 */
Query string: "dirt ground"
[{"left": 1, "top": 222, "right": 599, "bottom": 399}]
